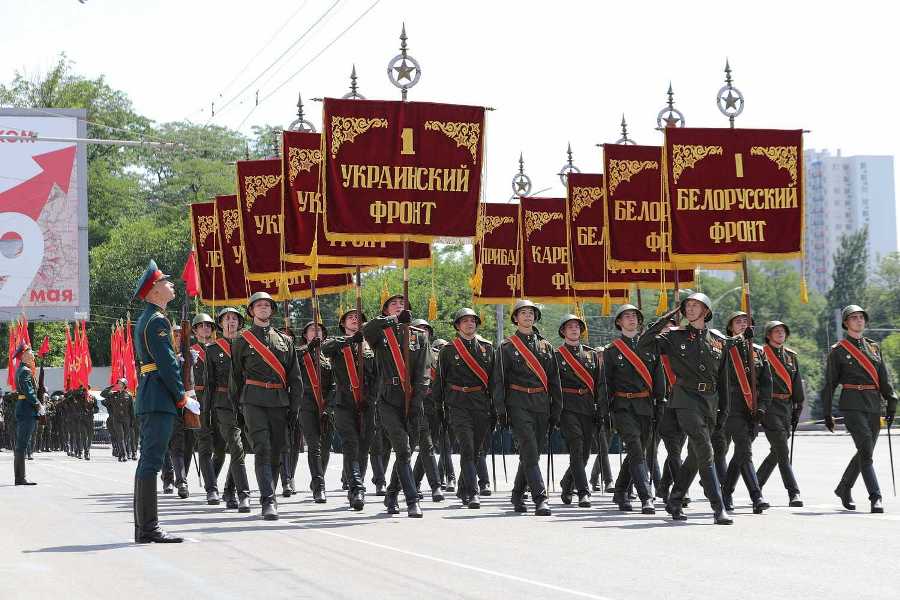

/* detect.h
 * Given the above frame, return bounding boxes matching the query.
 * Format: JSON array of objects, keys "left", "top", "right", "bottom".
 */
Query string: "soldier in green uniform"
[
  {"left": 323, "top": 308, "right": 378, "bottom": 510},
  {"left": 823, "top": 305, "right": 898, "bottom": 513},
  {"left": 294, "top": 320, "right": 334, "bottom": 503},
  {"left": 165, "top": 323, "right": 193, "bottom": 499},
  {"left": 718, "top": 311, "right": 772, "bottom": 514},
  {"left": 101, "top": 378, "right": 133, "bottom": 462},
  {"left": 556, "top": 314, "right": 604, "bottom": 509},
  {"left": 12, "top": 343, "right": 41, "bottom": 485},
  {"left": 132, "top": 259, "right": 199, "bottom": 543},
  {"left": 191, "top": 313, "right": 227, "bottom": 505},
  {"left": 230, "top": 291, "right": 303, "bottom": 521},
  {"left": 601, "top": 304, "right": 670, "bottom": 513},
  {"left": 205, "top": 307, "right": 252, "bottom": 512},
  {"left": 655, "top": 293, "right": 737, "bottom": 524},
  {"left": 756, "top": 320, "right": 805, "bottom": 506},
  {"left": 432, "top": 308, "right": 495, "bottom": 509},
  {"left": 411, "top": 318, "right": 445, "bottom": 503},
  {"left": 492, "top": 299, "right": 562, "bottom": 516},
  {"left": 362, "top": 293, "right": 427, "bottom": 518}
]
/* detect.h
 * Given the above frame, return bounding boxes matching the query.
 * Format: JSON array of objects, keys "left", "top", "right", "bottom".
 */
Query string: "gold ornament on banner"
[
  {"left": 607, "top": 160, "right": 659, "bottom": 194},
  {"left": 570, "top": 186, "right": 602, "bottom": 221},
  {"left": 288, "top": 147, "right": 323, "bottom": 182},
  {"left": 222, "top": 209, "right": 240, "bottom": 243},
  {"left": 671, "top": 144, "right": 723, "bottom": 184},
  {"left": 423, "top": 120, "right": 481, "bottom": 163},
  {"left": 330, "top": 116, "right": 388, "bottom": 158},
  {"left": 197, "top": 215, "right": 217, "bottom": 245},
  {"left": 244, "top": 175, "right": 282, "bottom": 212},
  {"left": 750, "top": 146, "right": 798, "bottom": 187},
  {"left": 524, "top": 210, "right": 563, "bottom": 240}
]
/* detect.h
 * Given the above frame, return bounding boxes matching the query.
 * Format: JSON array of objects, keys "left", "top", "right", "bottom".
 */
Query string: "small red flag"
[
  {"left": 37, "top": 335, "right": 50, "bottom": 357},
  {"left": 181, "top": 251, "right": 199, "bottom": 298}
]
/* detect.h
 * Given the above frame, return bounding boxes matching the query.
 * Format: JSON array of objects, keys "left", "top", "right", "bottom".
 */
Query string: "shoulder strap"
[
  {"left": 215, "top": 338, "right": 232, "bottom": 357},
  {"left": 302, "top": 352, "right": 324, "bottom": 412},
  {"left": 507, "top": 335, "right": 548, "bottom": 392},
  {"left": 557, "top": 345, "right": 595, "bottom": 395},
  {"left": 660, "top": 354, "right": 677, "bottom": 387},
  {"left": 341, "top": 345, "right": 362, "bottom": 406},
  {"left": 240, "top": 330, "right": 287, "bottom": 386},
  {"left": 452, "top": 337, "right": 490, "bottom": 388},
  {"left": 610, "top": 338, "right": 654, "bottom": 391},
  {"left": 839, "top": 339, "right": 880, "bottom": 387},
  {"left": 763, "top": 345, "right": 793, "bottom": 395},
  {"left": 383, "top": 326, "right": 412, "bottom": 401},
  {"left": 191, "top": 343, "right": 206, "bottom": 363},
  {"left": 729, "top": 345, "right": 753, "bottom": 409}
]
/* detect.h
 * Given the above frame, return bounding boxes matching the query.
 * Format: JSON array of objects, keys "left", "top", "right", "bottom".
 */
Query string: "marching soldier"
[
  {"left": 718, "top": 311, "right": 772, "bottom": 514},
  {"left": 411, "top": 318, "right": 445, "bottom": 503},
  {"left": 322, "top": 308, "right": 378, "bottom": 510},
  {"left": 101, "top": 378, "right": 133, "bottom": 462},
  {"left": 655, "top": 293, "right": 736, "bottom": 524},
  {"left": 205, "top": 307, "right": 252, "bottom": 512},
  {"left": 432, "top": 308, "right": 495, "bottom": 509},
  {"left": 295, "top": 320, "right": 334, "bottom": 503},
  {"left": 602, "top": 304, "right": 668, "bottom": 514},
  {"left": 492, "top": 299, "right": 562, "bottom": 516},
  {"left": 132, "top": 259, "right": 199, "bottom": 543},
  {"left": 823, "top": 305, "right": 898, "bottom": 513},
  {"left": 556, "top": 314, "right": 604, "bottom": 509},
  {"left": 166, "top": 324, "right": 193, "bottom": 499},
  {"left": 756, "top": 320, "right": 805, "bottom": 507},
  {"left": 191, "top": 313, "right": 227, "bottom": 505},
  {"left": 230, "top": 291, "right": 304, "bottom": 521},
  {"left": 362, "top": 293, "right": 427, "bottom": 518},
  {"left": 12, "top": 343, "right": 41, "bottom": 485},
  {"left": 651, "top": 314, "right": 688, "bottom": 505}
]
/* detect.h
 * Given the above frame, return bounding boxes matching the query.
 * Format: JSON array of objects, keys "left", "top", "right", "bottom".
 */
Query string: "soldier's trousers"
[
  {"left": 380, "top": 400, "right": 420, "bottom": 504},
  {"left": 196, "top": 411, "right": 226, "bottom": 492},
  {"left": 590, "top": 423, "right": 613, "bottom": 486},
  {"left": 508, "top": 404, "right": 549, "bottom": 470},
  {"left": 412, "top": 406, "right": 439, "bottom": 491},
  {"left": 560, "top": 411, "right": 593, "bottom": 495},
  {"left": 168, "top": 417, "right": 195, "bottom": 484},
  {"left": 839, "top": 409, "right": 883, "bottom": 500},
  {"left": 449, "top": 404, "right": 491, "bottom": 497},
  {"left": 613, "top": 406, "right": 653, "bottom": 499},
  {"left": 299, "top": 407, "right": 332, "bottom": 490},
  {"left": 720, "top": 414, "right": 762, "bottom": 499},
  {"left": 757, "top": 410, "right": 800, "bottom": 494},
  {"left": 438, "top": 419, "right": 457, "bottom": 485},
  {"left": 243, "top": 404, "right": 287, "bottom": 503},
  {"left": 15, "top": 417, "right": 36, "bottom": 453},
  {"left": 652, "top": 407, "right": 686, "bottom": 493},
  {"left": 369, "top": 411, "right": 391, "bottom": 486},
  {"left": 135, "top": 413, "right": 176, "bottom": 479},
  {"left": 668, "top": 409, "right": 726, "bottom": 510},
  {"left": 335, "top": 405, "right": 375, "bottom": 493},
  {"left": 216, "top": 408, "right": 249, "bottom": 497}
]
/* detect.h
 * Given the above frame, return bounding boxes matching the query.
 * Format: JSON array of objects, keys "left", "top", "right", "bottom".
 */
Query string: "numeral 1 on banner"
[
  {"left": 400, "top": 128, "right": 415, "bottom": 155},
  {"left": 735, "top": 153, "right": 744, "bottom": 178}
]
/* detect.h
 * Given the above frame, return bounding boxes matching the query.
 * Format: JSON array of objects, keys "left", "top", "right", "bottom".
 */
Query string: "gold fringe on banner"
[
  {"left": 380, "top": 280, "right": 389, "bottom": 308},
  {"left": 469, "top": 263, "right": 484, "bottom": 295},
  {"left": 601, "top": 294, "right": 612, "bottom": 316},
  {"left": 800, "top": 278, "right": 809, "bottom": 304},
  {"left": 428, "top": 294, "right": 438, "bottom": 321},
  {"left": 656, "top": 290, "right": 668, "bottom": 316},
  {"left": 740, "top": 283, "right": 750, "bottom": 313}
]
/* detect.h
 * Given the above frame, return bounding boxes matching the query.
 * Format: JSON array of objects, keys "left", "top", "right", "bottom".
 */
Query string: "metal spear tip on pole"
[
  {"left": 717, "top": 58, "right": 745, "bottom": 126},
  {"left": 387, "top": 23, "right": 421, "bottom": 99},
  {"left": 656, "top": 82, "right": 685, "bottom": 131}
]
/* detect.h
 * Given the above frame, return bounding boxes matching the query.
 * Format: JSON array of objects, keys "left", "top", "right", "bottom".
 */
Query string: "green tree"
[{"left": 819, "top": 228, "right": 869, "bottom": 347}]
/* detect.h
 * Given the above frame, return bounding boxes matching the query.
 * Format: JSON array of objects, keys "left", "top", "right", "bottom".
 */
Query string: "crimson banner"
[
  {"left": 322, "top": 98, "right": 485, "bottom": 242},
  {"left": 473, "top": 202, "right": 520, "bottom": 305},
  {"left": 566, "top": 173, "right": 695, "bottom": 290},
  {"left": 664, "top": 128, "right": 804, "bottom": 263},
  {"left": 281, "top": 130, "right": 431, "bottom": 267},
  {"left": 189, "top": 201, "right": 227, "bottom": 305}
]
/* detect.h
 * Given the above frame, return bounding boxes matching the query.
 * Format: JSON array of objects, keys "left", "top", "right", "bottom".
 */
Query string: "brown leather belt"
[
  {"left": 772, "top": 392, "right": 791, "bottom": 400},
  {"left": 216, "top": 386, "right": 228, "bottom": 392},
  {"left": 510, "top": 383, "right": 545, "bottom": 394},
  {"left": 194, "top": 385, "right": 205, "bottom": 392},
  {"left": 677, "top": 381, "right": 717, "bottom": 393},
  {"left": 843, "top": 384, "right": 877, "bottom": 391},
  {"left": 614, "top": 390, "right": 650, "bottom": 399},
  {"left": 246, "top": 379, "right": 284, "bottom": 389},
  {"left": 450, "top": 385, "right": 484, "bottom": 393},
  {"left": 563, "top": 387, "right": 589, "bottom": 396}
]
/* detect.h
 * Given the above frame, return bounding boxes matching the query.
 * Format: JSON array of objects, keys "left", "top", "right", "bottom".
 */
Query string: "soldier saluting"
[
  {"left": 191, "top": 313, "right": 226, "bottom": 505},
  {"left": 131, "top": 259, "right": 200, "bottom": 543},
  {"left": 229, "top": 292, "right": 304, "bottom": 521},
  {"left": 295, "top": 320, "right": 334, "bottom": 504},
  {"left": 492, "top": 299, "right": 562, "bottom": 516},
  {"left": 823, "top": 305, "right": 898, "bottom": 513}
]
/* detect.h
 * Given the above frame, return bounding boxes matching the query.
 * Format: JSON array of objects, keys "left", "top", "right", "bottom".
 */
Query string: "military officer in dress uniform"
[
  {"left": 323, "top": 308, "right": 378, "bottom": 510},
  {"left": 432, "top": 308, "right": 495, "bottom": 509},
  {"left": 756, "top": 320, "right": 805, "bottom": 507},
  {"left": 492, "top": 299, "right": 562, "bottom": 516},
  {"left": 191, "top": 313, "right": 226, "bottom": 505},
  {"left": 12, "top": 343, "right": 41, "bottom": 485},
  {"left": 362, "top": 293, "right": 427, "bottom": 518},
  {"left": 132, "top": 259, "right": 199, "bottom": 543},
  {"left": 411, "top": 318, "right": 445, "bottom": 503},
  {"left": 823, "top": 305, "right": 898, "bottom": 513},
  {"left": 205, "top": 307, "right": 252, "bottom": 512},
  {"left": 230, "top": 292, "right": 304, "bottom": 521},
  {"left": 294, "top": 320, "right": 334, "bottom": 503},
  {"left": 556, "top": 314, "right": 604, "bottom": 509},
  {"left": 655, "top": 293, "right": 736, "bottom": 525},
  {"left": 718, "top": 311, "right": 772, "bottom": 514}
]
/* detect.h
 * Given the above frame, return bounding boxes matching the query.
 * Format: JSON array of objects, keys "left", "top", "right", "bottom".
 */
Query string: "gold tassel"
[
  {"left": 428, "top": 293, "right": 438, "bottom": 321},
  {"left": 656, "top": 290, "right": 668, "bottom": 316},
  {"left": 602, "top": 294, "right": 612, "bottom": 316},
  {"left": 740, "top": 283, "right": 750, "bottom": 313},
  {"left": 309, "top": 238, "right": 319, "bottom": 281},
  {"left": 380, "top": 281, "right": 389, "bottom": 307},
  {"left": 800, "top": 277, "right": 809, "bottom": 304},
  {"left": 468, "top": 263, "right": 483, "bottom": 295}
]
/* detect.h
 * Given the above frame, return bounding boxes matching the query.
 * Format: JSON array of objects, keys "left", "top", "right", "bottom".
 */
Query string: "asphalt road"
[{"left": 2, "top": 432, "right": 898, "bottom": 600}]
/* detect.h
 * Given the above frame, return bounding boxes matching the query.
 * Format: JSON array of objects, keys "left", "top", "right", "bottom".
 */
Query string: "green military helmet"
[
  {"left": 841, "top": 305, "right": 869, "bottom": 330},
  {"left": 412, "top": 318, "right": 434, "bottom": 338},
  {"left": 381, "top": 293, "right": 407, "bottom": 315},
  {"left": 510, "top": 299, "right": 541, "bottom": 324},
  {"left": 613, "top": 303, "right": 644, "bottom": 331},
  {"left": 432, "top": 338, "right": 449, "bottom": 352},
  {"left": 246, "top": 291, "right": 278, "bottom": 316},
  {"left": 339, "top": 308, "right": 367, "bottom": 331},
  {"left": 452, "top": 307, "right": 481, "bottom": 329},
  {"left": 764, "top": 320, "right": 791, "bottom": 340},
  {"left": 680, "top": 292, "right": 713, "bottom": 322},
  {"left": 216, "top": 307, "right": 245, "bottom": 330},
  {"left": 558, "top": 313, "right": 586, "bottom": 338},
  {"left": 301, "top": 320, "right": 328, "bottom": 339},
  {"left": 724, "top": 310, "right": 754, "bottom": 336},
  {"left": 191, "top": 313, "right": 215, "bottom": 330}
]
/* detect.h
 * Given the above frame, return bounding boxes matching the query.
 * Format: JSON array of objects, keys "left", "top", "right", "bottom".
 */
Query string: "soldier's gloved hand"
[
  {"left": 825, "top": 415, "right": 835, "bottom": 432},
  {"left": 185, "top": 397, "right": 201, "bottom": 415},
  {"left": 790, "top": 411, "right": 800, "bottom": 432},
  {"left": 349, "top": 330, "right": 364, "bottom": 343},
  {"left": 190, "top": 348, "right": 201, "bottom": 363},
  {"left": 306, "top": 337, "right": 321, "bottom": 351},
  {"left": 743, "top": 327, "right": 754, "bottom": 340},
  {"left": 397, "top": 309, "right": 412, "bottom": 324}
]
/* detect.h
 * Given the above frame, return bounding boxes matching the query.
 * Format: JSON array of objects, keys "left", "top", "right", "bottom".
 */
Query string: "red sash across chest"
[
  {"left": 508, "top": 334, "right": 548, "bottom": 392},
  {"left": 557, "top": 344, "right": 594, "bottom": 395},
  {"left": 452, "top": 337, "right": 490, "bottom": 389}
]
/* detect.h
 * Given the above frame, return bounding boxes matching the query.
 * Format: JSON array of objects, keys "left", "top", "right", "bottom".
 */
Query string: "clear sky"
[{"left": 2, "top": 0, "right": 897, "bottom": 209}]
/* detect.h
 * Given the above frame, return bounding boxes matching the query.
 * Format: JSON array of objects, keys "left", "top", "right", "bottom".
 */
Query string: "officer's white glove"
[
  {"left": 190, "top": 348, "right": 201, "bottom": 363},
  {"left": 185, "top": 397, "right": 201, "bottom": 415}
]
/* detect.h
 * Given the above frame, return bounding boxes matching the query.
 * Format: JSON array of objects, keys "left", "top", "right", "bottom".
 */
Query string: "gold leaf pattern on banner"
[
  {"left": 671, "top": 144, "right": 723, "bottom": 184},
  {"left": 197, "top": 215, "right": 217, "bottom": 246},
  {"left": 750, "top": 145, "right": 798, "bottom": 187},
  {"left": 243, "top": 175, "right": 282, "bottom": 212},
  {"left": 423, "top": 120, "right": 481, "bottom": 163},
  {"left": 524, "top": 210, "right": 563, "bottom": 240},
  {"left": 288, "top": 147, "right": 323, "bottom": 182},
  {"left": 330, "top": 116, "right": 388, "bottom": 158},
  {"left": 222, "top": 209, "right": 240, "bottom": 243},
  {"left": 607, "top": 160, "right": 659, "bottom": 194},
  {"left": 476, "top": 215, "right": 514, "bottom": 242},
  {"left": 570, "top": 186, "right": 603, "bottom": 221}
]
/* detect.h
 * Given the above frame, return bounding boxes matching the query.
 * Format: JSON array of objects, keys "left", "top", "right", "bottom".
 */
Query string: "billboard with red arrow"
[{"left": 0, "top": 108, "right": 89, "bottom": 322}]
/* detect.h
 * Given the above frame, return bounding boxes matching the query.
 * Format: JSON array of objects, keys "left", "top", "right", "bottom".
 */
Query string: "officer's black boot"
[
  {"left": 200, "top": 455, "right": 220, "bottom": 505},
  {"left": 835, "top": 479, "right": 856, "bottom": 511},
  {"left": 700, "top": 465, "right": 733, "bottom": 525},
  {"left": 349, "top": 461, "right": 366, "bottom": 511},
  {"left": 135, "top": 477, "right": 183, "bottom": 543},
  {"left": 280, "top": 451, "right": 293, "bottom": 497},
  {"left": 756, "top": 453, "right": 776, "bottom": 490},
  {"left": 779, "top": 461, "right": 803, "bottom": 507},
  {"left": 172, "top": 454, "right": 189, "bottom": 499},
  {"left": 559, "top": 467, "right": 574, "bottom": 505},
  {"left": 310, "top": 459, "right": 327, "bottom": 504},
  {"left": 861, "top": 464, "right": 884, "bottom": 513},
  {"left": 222, "top": 469, "right": 237, "bottom": 509},
  {"left": 463, "top": 461, "right": 480, "bottom": 509},
  {"left": 630, "top": 459, "right": 655, "bottom": 514},
  {"left": 425, "top": 453, "right": 444, "bottom": 503},
  {"left": 742, "top": 462, "right": 769, "bottom": 513},
  {"left": 255, "top": 461, "right": 278, "bottom": 520},
  {"left": 398, "top": 462, "right": 422, "bottom": 518},
  {"left": 511, "top": 464, "right": 528, "bottom": 512},
  {"left": 370, "top": 452, "right": 387, "bottom": 496},
  {"left": 613, "top": 465, "right": 634, "bottom": 512},
  {"left": 232, "top": 464, "right": 252, "bottom": 513},
  {"left": 722, "top": 459, "right": 739, "bottom": 512},
  {"left": 14, "top": 451, "right": 36, "bottom": 485},
  {"left": 476, "top": 455, "right": 490, "bottom": 496},
  {"left": 526, "top": 465, "right": 551, "bottom": 516}
]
